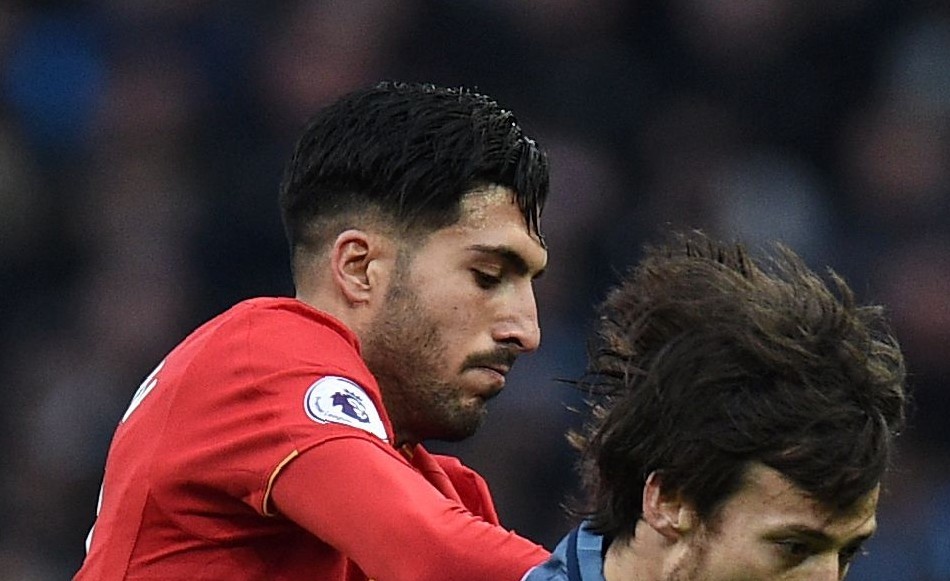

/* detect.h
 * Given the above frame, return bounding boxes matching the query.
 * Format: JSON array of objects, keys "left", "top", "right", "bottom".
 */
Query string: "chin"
[{"left": 427, "top": 409, "right": 486, "bottom": 443}]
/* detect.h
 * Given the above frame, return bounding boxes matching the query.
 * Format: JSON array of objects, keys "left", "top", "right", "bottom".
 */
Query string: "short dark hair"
[
  {"left": 576, "top": 231, "right": 907, "bottom": 541},
  {"left": 279, "top": 81, "right": 549, "bottom": 277}
]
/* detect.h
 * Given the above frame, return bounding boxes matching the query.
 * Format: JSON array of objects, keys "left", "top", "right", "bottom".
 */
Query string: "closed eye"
[
  {"left": 472, "top": 269, "right": 502, "bottom": 289},
  {"left": 773, "top": 540, "right": 815, "bottom": 565}
]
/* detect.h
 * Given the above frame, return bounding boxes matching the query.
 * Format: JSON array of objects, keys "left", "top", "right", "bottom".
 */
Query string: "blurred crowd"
[{"left": 1, "top": 1, "right": 948, "bottom": 579}]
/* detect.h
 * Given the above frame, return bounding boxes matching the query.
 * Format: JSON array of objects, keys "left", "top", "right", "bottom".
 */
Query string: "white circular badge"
[{"left": 304, "top": 376, "right": 388, "bottom": 441}]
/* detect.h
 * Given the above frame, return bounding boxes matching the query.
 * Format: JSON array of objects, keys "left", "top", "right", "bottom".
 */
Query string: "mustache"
[{"left": 462, "top": 347, "right": 519, "bottom": 372}]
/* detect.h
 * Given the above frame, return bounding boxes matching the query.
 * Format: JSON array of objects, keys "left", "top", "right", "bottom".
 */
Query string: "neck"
[
  {"left": 295, "top": 290, "right": 369, "bottom": 340},
  {"left": 603, "top": 535, "right": 643, "bottom": 581},
  {"left": 603, "top": 521, "right": 673, "bottom": 581}
]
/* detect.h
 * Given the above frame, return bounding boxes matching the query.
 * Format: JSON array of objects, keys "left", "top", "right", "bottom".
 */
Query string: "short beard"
[{"left": 362, "top": 265, "right": 486, "bottom": 446}]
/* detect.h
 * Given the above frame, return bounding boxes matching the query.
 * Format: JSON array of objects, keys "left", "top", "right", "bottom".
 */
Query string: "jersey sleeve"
[
  {"left": 418, "top": 449, "right": 501, "bottom": 525},
  {"left": 149, "top": 302, "right": 396, "bottom": 527},
  {"left": 271, "top": 436, "right": 551, "bottom": 581}
]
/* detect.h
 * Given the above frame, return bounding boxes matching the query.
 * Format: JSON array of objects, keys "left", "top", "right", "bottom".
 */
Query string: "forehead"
[
  {"left": 424, "top": 186, "right": 547, "bottom": 270},
  {"left": 457, "top": 186, "right": 535, "bottom": 229},
  {"left": 715, "top": 464, "right": 880, "bottom": 541}
]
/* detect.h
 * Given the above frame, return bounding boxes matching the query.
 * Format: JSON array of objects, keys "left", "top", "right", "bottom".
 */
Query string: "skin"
[
  {"left": 302, "top": 185, "right": 548, "bottom": 446},
  {"left": 605, "top": 464, "right": 879, "bottom": 581}
]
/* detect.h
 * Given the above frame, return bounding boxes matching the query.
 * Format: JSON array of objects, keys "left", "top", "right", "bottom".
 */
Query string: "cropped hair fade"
[{"left": 279, "top": 81, "right": 549, "bottom": 278}]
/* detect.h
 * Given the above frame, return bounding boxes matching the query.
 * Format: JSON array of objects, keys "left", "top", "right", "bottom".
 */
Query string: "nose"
[{"left": 493, "top": 283, "right": 541, "bottom": 353}]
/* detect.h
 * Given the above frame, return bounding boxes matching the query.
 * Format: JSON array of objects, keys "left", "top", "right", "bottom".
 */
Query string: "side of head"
[
  {"left": 279, "top": 81, "right": 549, "bottom": 292},
  {"left": 578, "top": 231, "right": 907, "bottom": 542}
]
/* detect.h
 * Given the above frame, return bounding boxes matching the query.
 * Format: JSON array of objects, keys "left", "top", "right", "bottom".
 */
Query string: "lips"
[
  {"left": 469, "top": 365, "right": 507, "bottom": 383},
  {"left": 470, "top": 362, "right": 511, "bottom": 385},
  {"left": 480, "top": 363, "right": 510, "bottom": 377},
  {"left": 463, "top": 349, "right": 518, "bottom": 396},
  {"left": 464, "top": 349, "right": 517, "bottom": 375}
]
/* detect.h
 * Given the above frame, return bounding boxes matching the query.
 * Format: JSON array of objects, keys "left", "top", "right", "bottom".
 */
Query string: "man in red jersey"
[{"left": 76, "top": 82, "right": 551, "bottom": 580}]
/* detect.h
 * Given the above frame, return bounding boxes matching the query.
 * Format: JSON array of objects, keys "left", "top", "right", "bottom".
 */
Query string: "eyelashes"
[{"left": 471, "top": 269, "right": 502, "bottom": 289}]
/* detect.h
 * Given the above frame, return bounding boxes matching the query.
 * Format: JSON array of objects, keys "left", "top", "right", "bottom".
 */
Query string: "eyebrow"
[
  {"left": 767, "top": 524, "right": 875, "bottom": 548},
  {"left": 466, "top": 244, "right": 546, "bottom": 279}
]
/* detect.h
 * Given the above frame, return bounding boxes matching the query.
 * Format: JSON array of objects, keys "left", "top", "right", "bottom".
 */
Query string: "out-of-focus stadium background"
[{"left": 1, "top": 1, "right": 948, "bottom": 579}]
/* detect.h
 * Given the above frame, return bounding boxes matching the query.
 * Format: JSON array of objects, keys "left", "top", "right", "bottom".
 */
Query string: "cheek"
[
  {"left": 698, "top": 531, "right": 777, "bottom": 578},
  {"left": 437, "top": 309, "right": 480, "bottom": 347},
  {"left": 411, "top": 274, "right": 493, "bottom": 348},
  {"left": 427, "top": 286, "right": 484, "bottom": 325}
]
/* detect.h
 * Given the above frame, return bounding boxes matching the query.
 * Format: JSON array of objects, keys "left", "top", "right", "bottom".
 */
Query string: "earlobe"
[{"left": 642, "top": 471, "right": 696, "bottom": 540}]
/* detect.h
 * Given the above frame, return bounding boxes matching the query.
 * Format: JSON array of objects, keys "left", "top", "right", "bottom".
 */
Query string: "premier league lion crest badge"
[{"left": 304, "top": 376, "right": 388, "bottom": 441}]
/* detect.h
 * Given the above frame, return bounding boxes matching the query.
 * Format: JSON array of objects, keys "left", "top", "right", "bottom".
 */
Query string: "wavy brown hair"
[{"left": 577, "top": 232, "right": 907, "bottom": 541}]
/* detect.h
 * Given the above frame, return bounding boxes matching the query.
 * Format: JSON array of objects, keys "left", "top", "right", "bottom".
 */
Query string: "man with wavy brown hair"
[{"left": 528, "top": 231, "right": 907, "bottom": 581}]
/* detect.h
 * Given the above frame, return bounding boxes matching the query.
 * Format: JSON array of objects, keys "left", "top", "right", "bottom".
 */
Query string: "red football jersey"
[{"left": 76, "top": 298, "right": 548, "bottom": 580}]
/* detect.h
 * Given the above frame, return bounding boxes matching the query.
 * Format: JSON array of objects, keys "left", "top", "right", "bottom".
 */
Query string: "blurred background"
[{"left": 0, "top": 0, "right": 948, "bottom": 579}]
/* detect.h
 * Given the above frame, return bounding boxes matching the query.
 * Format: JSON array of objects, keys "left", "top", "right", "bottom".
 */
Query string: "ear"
[
  {"left": 641, "top": 471, "right": 698, "bottom": 540},
  {"left": 330, "top": 229, "right": 392, "bottom": 305}
]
